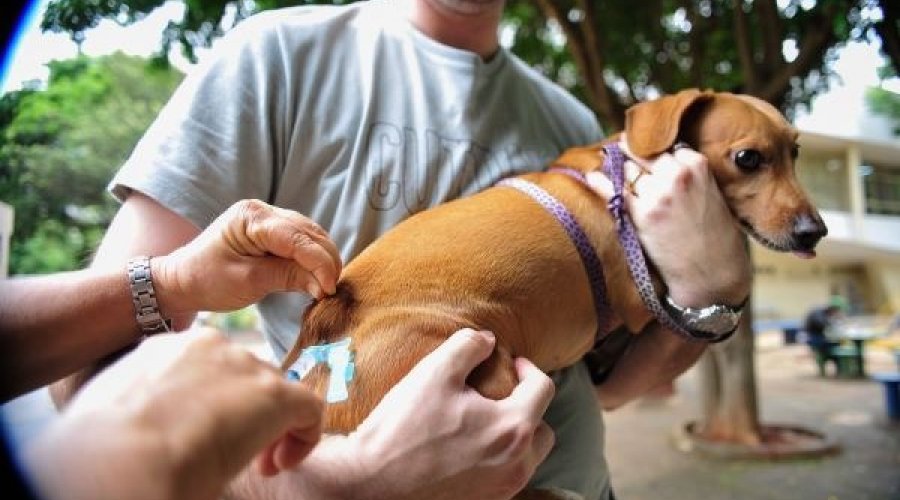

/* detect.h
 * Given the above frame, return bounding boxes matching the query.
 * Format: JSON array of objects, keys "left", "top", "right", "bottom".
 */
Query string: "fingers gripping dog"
[{"left": 281, "top": 89, "right": 827, "bottom": 495}]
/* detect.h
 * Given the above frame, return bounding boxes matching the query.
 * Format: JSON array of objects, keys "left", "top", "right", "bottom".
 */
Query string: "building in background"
[{"left": 752, "top": 107, "right": 900, "bottom": 321}]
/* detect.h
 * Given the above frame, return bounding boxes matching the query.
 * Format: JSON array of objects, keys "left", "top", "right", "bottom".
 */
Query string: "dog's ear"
[{"left": 625, "top": 89, "right": 712, "bottom": 158}]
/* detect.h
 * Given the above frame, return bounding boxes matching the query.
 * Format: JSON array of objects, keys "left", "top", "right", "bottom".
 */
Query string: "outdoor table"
[{"left": 833, "top": 323, "right": 882, "bottom": 378}]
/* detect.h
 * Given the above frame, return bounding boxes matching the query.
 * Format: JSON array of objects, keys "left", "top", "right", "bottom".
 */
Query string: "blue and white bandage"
[{"left": 285, "top": 337, "right": 356, "bottom": 403}]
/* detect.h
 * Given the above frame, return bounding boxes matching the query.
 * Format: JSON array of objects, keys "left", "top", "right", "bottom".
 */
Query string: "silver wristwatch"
[
  {"left": 663, "top": 295, "right": 745, "bottom": 337},
  {"left": 127, "top": 256, "right": 172, "bottom": 335}
]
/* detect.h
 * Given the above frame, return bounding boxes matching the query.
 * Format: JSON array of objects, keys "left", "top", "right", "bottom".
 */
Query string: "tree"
[
  {"left": 871, "top": 0, "right": 899, "bottom": 72},
  {"left": 42, "top": 0, "right": 897, "bottom": 131},
  {"left": 508, "top": 0, "right": 896, "bottom": 131},
  {"left": 868, "top": 85, "right": 900, "bottom": 134},
  {"left": 867, "top": 65, "right": 900, "bottom": 135},
  {"left": 40, "top": 0, "right": 353, "bottom": 62},
  {"left": 0, "top": 53, "right": 182, "bottom": 274}
]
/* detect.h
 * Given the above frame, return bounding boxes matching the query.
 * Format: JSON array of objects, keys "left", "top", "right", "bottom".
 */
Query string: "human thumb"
[{"left": 415, "top": 329, "right": 496, "bottom": 384}]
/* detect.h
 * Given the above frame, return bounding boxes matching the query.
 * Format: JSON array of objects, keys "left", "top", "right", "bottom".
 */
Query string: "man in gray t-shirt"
[{"left": 87, "top": 1, "right": 752, "bottom": 498}]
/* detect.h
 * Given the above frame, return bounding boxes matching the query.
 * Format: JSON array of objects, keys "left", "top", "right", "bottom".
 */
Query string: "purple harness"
[
  {"left": 499, "top": 143, "right": 733, "bottom": 343},
  {"left": 497, "top": 176, "right": 612, "bottom": 337}
]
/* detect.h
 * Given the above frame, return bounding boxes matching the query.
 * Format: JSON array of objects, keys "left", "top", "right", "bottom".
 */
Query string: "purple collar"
[
  {"left": 498, "top": 143, "right": 732, "bottom": 344},
  {"left": 601, "top": 143, "right": 733, "bottom": 343}
]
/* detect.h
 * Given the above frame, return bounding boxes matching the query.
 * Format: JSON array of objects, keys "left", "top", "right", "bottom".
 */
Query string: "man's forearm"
[
  {"left": 595, "top": 321, "right": 706, "bottom": 410},
  {"left": 0, "top": 269, "right": 141, "bottom": 400}
]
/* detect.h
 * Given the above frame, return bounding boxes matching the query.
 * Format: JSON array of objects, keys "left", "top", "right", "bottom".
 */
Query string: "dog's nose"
[{"left": 792, "top": 213, "right": 828, "bottom": 250}]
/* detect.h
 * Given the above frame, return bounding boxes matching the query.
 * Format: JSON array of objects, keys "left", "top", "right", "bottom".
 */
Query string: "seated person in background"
[{"left": 804, "top": 304, "right": 842, "bottom": 375}]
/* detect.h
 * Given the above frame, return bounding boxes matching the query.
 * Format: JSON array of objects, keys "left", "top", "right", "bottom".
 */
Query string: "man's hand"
[
  {"left": 234, "top": 329, "right": 557, "bottom": 500},
  {"left": 154, "top": 199, "right": 342, "bottom": 316},
  {"left": 351, "top": 329, "right": 556, "bottom": 499},
  {"left": 587, "top": 141, "right": 751, "bottom": 307},
  {"left": 28, "top": 328, "right": 324, "bottom": 500}
]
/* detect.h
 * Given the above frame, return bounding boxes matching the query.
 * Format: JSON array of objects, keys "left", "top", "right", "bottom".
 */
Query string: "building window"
[
  {"left": 796, "top": 152, "right": 850, "bottom": 211},
  {"left": 862, "top": 163, "right": 900, "bottom": 215}
]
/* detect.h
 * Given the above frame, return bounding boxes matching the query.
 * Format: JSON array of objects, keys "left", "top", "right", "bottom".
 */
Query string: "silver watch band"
[
  {"left": 663, "top": 294, "right": 746, "bottom": 338},
  {"left": 127, "top": 256, "right": 172, "bottom": 335}
]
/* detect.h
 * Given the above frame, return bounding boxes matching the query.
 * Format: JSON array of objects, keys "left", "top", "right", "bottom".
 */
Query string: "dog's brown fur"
[{"left": 281, "top": 89, "right": 826, "bottom": 497}]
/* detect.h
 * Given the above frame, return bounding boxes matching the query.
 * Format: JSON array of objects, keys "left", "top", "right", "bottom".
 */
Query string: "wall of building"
[
  {"left": 867, "top": 262, "right": 900, "bottom": 314},
  {"left": 749, "top": 245, "right": 894, "bottom": 321},
  {"left": 752, "top": 246, "right": 837, "bottom": 320}
]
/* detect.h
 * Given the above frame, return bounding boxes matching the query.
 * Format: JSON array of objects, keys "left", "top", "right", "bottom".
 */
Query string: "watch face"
[
  {"left": 667, "top": 299, "right": 741, "bottom": 336},
  {"left": 692, "top": 312, "right": 739, "bottom": 334}
]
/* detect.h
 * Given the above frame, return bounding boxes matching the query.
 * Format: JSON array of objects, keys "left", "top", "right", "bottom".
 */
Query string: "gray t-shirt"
[{"left": 110, "top": 1, "right": 608, "bottom": 497}]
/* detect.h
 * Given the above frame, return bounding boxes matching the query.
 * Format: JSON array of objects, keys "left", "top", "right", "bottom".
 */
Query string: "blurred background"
[{"left": 1, "top": 1, "right": 898, "bottom": 498}]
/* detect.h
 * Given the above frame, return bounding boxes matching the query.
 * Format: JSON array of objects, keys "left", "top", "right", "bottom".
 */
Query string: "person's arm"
[
  {"left": 592, "top": 145, "right": 752, "bottom": 307},
  {"left": 0, "top": 195, "right": 340, "bottom": 402},
  {"left": 24, "top": 329, "right": 324, "bottom": 500},
  {"left": 0, "top": 268, "right": 145, "bottom": 401},
  {"left": 594, "top": 322, "right": 705, "bottom": 410},
  {"left": 226, "top": 329, "right": 557, "bottom": 500},
  {"left": 586, "top": 144, "right": 751, "bottom": 408}
]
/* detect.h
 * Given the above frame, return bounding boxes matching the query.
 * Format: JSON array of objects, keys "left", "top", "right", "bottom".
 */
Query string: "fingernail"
[
  {"left": 477, "top": 330, "right": 496, "bottom": 344},
  {"left": 308, "top": 283, "right": 322, "bottom": 300}
]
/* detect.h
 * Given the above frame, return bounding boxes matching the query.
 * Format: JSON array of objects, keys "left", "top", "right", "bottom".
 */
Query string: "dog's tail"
[{"left": 279, "top": 282, "right": 356, "bottom": 371}]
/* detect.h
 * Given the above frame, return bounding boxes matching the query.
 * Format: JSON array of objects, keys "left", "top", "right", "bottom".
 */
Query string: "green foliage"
[
  {"left": 42, "top": 0, "right": 352, "bottom": 62},
  {"left": 0, "top": 52, "right": 182, "bottom": 275},
  {"left": 202, "top": 307, "right": 260, "bottom": 332},
  {"left": 866, "top": 86, "right": 900, "bottom": 134},
  {"left": 506, "top": 0, "right": 878, "bottom": 129},
  {"left": 40, "top": 0, "right": 893, "bottom": 129}
]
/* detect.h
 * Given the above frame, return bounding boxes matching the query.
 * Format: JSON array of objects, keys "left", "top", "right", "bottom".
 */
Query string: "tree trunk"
[{"left": 695, "top": 293, "right": 762, "bottom": 445}]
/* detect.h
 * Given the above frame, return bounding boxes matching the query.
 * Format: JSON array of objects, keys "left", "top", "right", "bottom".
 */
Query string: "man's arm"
[
  {"left": 91, "top": 191, "right": 204, "bottom": 327},
  {"left": 587, "top": 144, "right": 751, "bottom": 409},
  {"left": 1, "top": 193, "right": 200, "bottom": 402},
  {"left": 45, "top": 195, "right": 339, "bottom": 403},
  {"left": 594, "top": 323, "right": 705, "bottom": 410}
]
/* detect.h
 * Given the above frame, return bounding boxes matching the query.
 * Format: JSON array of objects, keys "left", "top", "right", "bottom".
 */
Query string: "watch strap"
[{"left": 127, "top": 256, "right": 172, "bottom": 335}]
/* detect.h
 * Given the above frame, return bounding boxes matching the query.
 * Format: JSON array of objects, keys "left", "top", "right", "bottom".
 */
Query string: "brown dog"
[{"left": 281, "top": 89, "right": 826, "bottom": 495}]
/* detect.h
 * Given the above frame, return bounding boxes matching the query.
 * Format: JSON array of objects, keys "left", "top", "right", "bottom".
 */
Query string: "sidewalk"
[{"left": 604, "top": 333, "right": 900, "bottom": 500}]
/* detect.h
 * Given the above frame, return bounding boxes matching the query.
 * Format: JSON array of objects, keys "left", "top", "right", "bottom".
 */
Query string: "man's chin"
[{"left": 425, "top": 0, "right": 506, "bottom": 17}]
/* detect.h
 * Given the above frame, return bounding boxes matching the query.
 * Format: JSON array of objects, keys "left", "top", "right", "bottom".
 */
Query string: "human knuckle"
[
  {"left": 235, "top": 199, "right": 268, "bottom": 220},
  {"left": 303, "top": 219, "right": 328, "bottom": 238},
  {"left": 290, "top": 229, "right": 316, "bottom": 248},
  {"left": 256, "top": 368, "right": 286, "bottom": 396},
  {"left": 535, "top": 375, "right": 555, "bottom": 399}
]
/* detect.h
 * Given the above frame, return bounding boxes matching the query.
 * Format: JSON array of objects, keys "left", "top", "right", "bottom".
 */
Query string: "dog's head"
[{"left": 625, "top": 88, "right": 827, "bottom": 257}]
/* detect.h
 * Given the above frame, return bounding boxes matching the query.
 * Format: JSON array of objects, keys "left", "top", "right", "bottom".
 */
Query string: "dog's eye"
[
  {"left": 734, "top": 149, "right": 763, "bottom": 171},
  {"left": 791, "top": 145, "right": 800, "bottom": 159}
]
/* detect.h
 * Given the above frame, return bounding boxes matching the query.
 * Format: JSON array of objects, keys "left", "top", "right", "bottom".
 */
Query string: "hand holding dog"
[
  {"left": 251, "top": 329, "right": 557, "bottom": 500},
  {"left": 587, "top": 142, "right": 752, "bottom": 307},
  {"left": 27, "top": 328, "right": 324, "bottom": 500},
  {"left": 154, "top": 199, "right": 342, "bottom": 317},
  {"left": 350, "top": 329, "right": 556, "bottom": 500}
]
